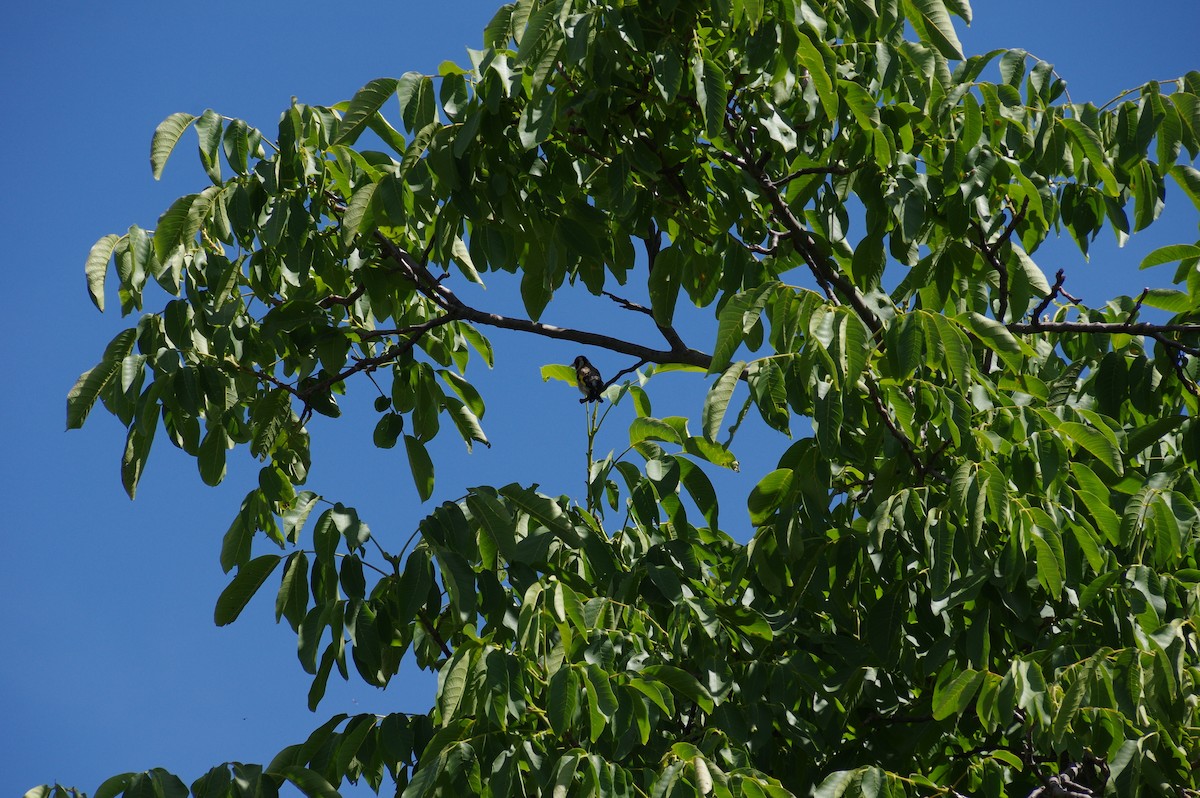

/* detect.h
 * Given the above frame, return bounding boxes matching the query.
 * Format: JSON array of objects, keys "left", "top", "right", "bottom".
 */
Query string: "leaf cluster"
[{"left": 46, "top": 0, "right": 1200, "bottom": 796}]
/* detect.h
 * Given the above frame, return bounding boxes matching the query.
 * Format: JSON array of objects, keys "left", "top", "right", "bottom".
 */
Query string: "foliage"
[{"left": 41, "top": 0, "right": 1200, "bottom": 796}]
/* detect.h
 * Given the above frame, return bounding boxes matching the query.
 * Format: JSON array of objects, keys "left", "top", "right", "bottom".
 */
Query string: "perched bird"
[{"left": 573, "top": 355, "right": 605, "bottom": 403}]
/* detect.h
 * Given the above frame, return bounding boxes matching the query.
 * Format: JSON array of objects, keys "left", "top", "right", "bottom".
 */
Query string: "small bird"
[{"left": 573, "top": 355, "right": 605, "bottom": 403}]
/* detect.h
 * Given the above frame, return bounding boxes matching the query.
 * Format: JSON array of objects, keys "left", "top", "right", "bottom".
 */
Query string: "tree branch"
[
  {"left": 973, "top": 197, "right": 1030, "bottom": 327},
  {"left": 722, "top": 120, "right": 883, "bottom": 337},
  {"left": 417, "top": 608, "right": 452, "bottom": 659},
  {"left": 1031, "top": 268, "right": 1082, "bottom": 320},
  {"left": 865, "top": 376, "right": 948, "bottom": 484},
  {"left": 454, "top": 305, "right": 712, "bottom": 367},
  {"left": 603, "top": 359, "right": 649, "bottom": 391},
  {"left": 1007, "top": 321, "right": 1200, "bottom": 354},
  {"left": 318, "top": 285, "right": 366, "bottom": 309},
  {"left": 972, "top": 199, "right": 1030, "bottom": 372},
  {"left": 1010, "top": 320, "right": 1200, "bottom": 395},
  {"left": 601, "top": 291, "right": 654, "bottom": 317},
  {"left": 771, "top": 161, "right": 866, "bottom": 188},
  {"left": 373, "top": 234, "right": 713, "bottom": 369}
]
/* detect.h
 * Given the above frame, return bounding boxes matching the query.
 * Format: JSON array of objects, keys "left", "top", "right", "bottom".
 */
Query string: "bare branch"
[
  {"left": 603, "top": 359, "right": 649, "bottom": 391},
  {"left": 1031, "top": 269, "right": 1082, "bottom": 320},
  {"left": 601, "top": 291, "right": 654, "bottom": 317}
]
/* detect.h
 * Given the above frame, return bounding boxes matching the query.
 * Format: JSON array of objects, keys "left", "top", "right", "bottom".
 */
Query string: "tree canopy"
[{"left": 38, "top": 0, "right": 1200, "bottom": 796}]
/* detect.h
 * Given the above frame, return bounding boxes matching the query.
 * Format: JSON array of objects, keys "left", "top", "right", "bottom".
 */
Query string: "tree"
[{"left": 36, "top": 0, "right": 1200, "bottom": 795}]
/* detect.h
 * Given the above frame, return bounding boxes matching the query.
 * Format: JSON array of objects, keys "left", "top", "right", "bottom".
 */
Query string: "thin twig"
[
  {"left": 771, "top": 161, "right": 865, "bottom": 188},
  {"left": 602, "top": 359, "right": 649, "bottom": 391},
  {"left": 601, "top": 291, "right": 654, "bottom": 317},
  {"left": 416, "top": 608, "right": 452, "bottom": 659},
  {"left": 1128, "top": 287, "right": 1150, "bottom": 324},
  {"left": 865, "top": 376, "right": 949, "bottom": 484},
  {"left": 318, "top": 285, "right": 366, "bottom": 308},
  {"left": 1031, "top": 269, "right": 1082, "bottom": 320}
]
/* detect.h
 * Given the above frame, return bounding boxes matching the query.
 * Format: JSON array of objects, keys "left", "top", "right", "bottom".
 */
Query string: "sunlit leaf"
[
  {"left": 66, "top": 329, "right": 136, "bottom": 430},
  {"left": 84, "top": 234, "right": 120, "bottom": 312},
  {"left": 702, "top": 362, "right": 743, "bottom": 442},
  {"left": 334, "top": 78, "right": 400, "bottom": 146},
  {"left": 904, "top": 0, "right": 965, "bottom": 60},
  {"left": 214, "top": 554, "right": 282, "bottom": 626},
  {"left": 150, "top": 112, "right": 196, "bottom": 180}
]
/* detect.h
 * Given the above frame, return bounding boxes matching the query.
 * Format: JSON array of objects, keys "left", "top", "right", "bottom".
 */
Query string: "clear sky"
[{"left": 2, "top": 1, "right": 1197, "bottom": 795}]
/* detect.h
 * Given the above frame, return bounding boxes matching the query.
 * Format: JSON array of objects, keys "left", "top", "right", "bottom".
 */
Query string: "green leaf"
[
  {"left": 962, "top": 312, "right": 1028, "bottom": 371},
  {"left": 540, "top": 363, "right": 577, "bottom": 386},
  {"left": 677, "top": 458, "right": 719, "bottom": 530},
  {"left": 838, "top": 80, "right": 880, "bottom": 130},
  {"left": 1075, "top": 489, "right": 1121, "bottom": 545},
  {"left": 550, "top": 753, "right": 581, "bottom": 798},
  {"left": 1059, "top": 118, "right": 1120, "bottom": 196},
  {"left": 150, "top": 112, "right": 197, "bottom": 180},
  {"left": 684, "top": 437, "right": 740, "bottom": 470},
  {"left": 222, "top": 118, "right": 254, "bottom": 175},
  {"left": 812, "top": 769, "right": 856, "bottom": 798},
  {"left": 1139, "top": 243, "right": 1200, "bottom": 269},
  {"left": 904, "top": 0, "right": 965, "bottom": 60},
  {"left": 702, "top": 361, "right": 743, "bottom": 442},
  {"left": 66, "top": 328, "right": 136, "bottom": 430},
  {"left": 198, "top": 427, "right": 228, "bottom": 486},
  {"left": 439, "top": 370, "right": 486, "bottom": 418},
  {"left": 932, "top": 668, "right": 984, "bottom": 720},
  {"left": 153, "top": 193, "right": 198, "bottom": 263},
  {"left": 373, "top": 413, "right": 405, "bottom": 449},
  {"left": 85, "top": 234, "right": 120, "bottom": 312},
  {"left": 639, "top": 664, "right": 714, "bottom": 712},
  {"left": 334, "top": 78, "right": 400, "bottom": 146},
  {"left": 1052, "top": 660, "right": 1094, "bottom": 742},
  {"left": 629, "top": 417, "right": 684, "bottom": 446},
  {"left": 443, "top": 396, "right": 489, "bottom": 451},
  {"left": 648, "top": 246, "right": 683, "bottom": 327},
  {"left": 795, "top": 33, "right": 837, "bottom": 120},
  {"left": 404, "top": 435, "right": 435, "bottom": 501},
  {"left": 584, "top": 664, "right": 619, "bottom": 740},
  {"left": 1058, "top": 421, "right": 1124, "bottom": 476},
  {"left": 711, "top": 284, "right": 774, "bottom": 372},
  {"left": 275, "top": 551, "right": 310, "bottom": 629},
  {"left": 274, "top": 766, "right": 341, "bottom": 798},
  {"left": 1125, "top": 415, "right": 1186, "bottom": 457},
  {"left": 760, "top": 110, "right": 797, "bottom": 151},
  {"left": 465, "top": 490, "right": 517, "bottom": 560},
  {"left": 214, "top": 554, "right": 282, "bottom": 626},
  {"left": 437, "top": 647, "right": 473, "bottom": 724},
  {"left": 341, "top": 181, "right": 378, "bottom": 244},
  {"left": 930, "top": 313, "right": 970, "bottom": 386},
  {"left": 548, "top": 666, "right": 580, "bottom": 736},
  {"left": 1138, "top": 288, "right": 1193, "bottom": 312},
  {"left": 92, "top": 773, "right": 137, "bottom": 798},
  {"left": 250, "top": 389, "right": 294, "bottom": 458},
  {"left": 195, "top": 109, "right": 223, "bottom": 183},
  {"left": 1031, "top": 530, "right": 1065, "bottom": 598},
  {"left": 518, "top": 90, "right": 556, "bottom": 149},
  {"left": 748, "top": 469, "right": 794, "bottom": 525},
  {"left": 514, "top": 2, "right": 555, "bottom": 64},
  {"left": 1169, "top": 164, "right": 1200, "bottom": 211}
]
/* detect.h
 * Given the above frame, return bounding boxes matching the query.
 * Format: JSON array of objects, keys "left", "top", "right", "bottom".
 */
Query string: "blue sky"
[{"left": 2, "top": 1, "right": 1197, "bottom": 795}]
